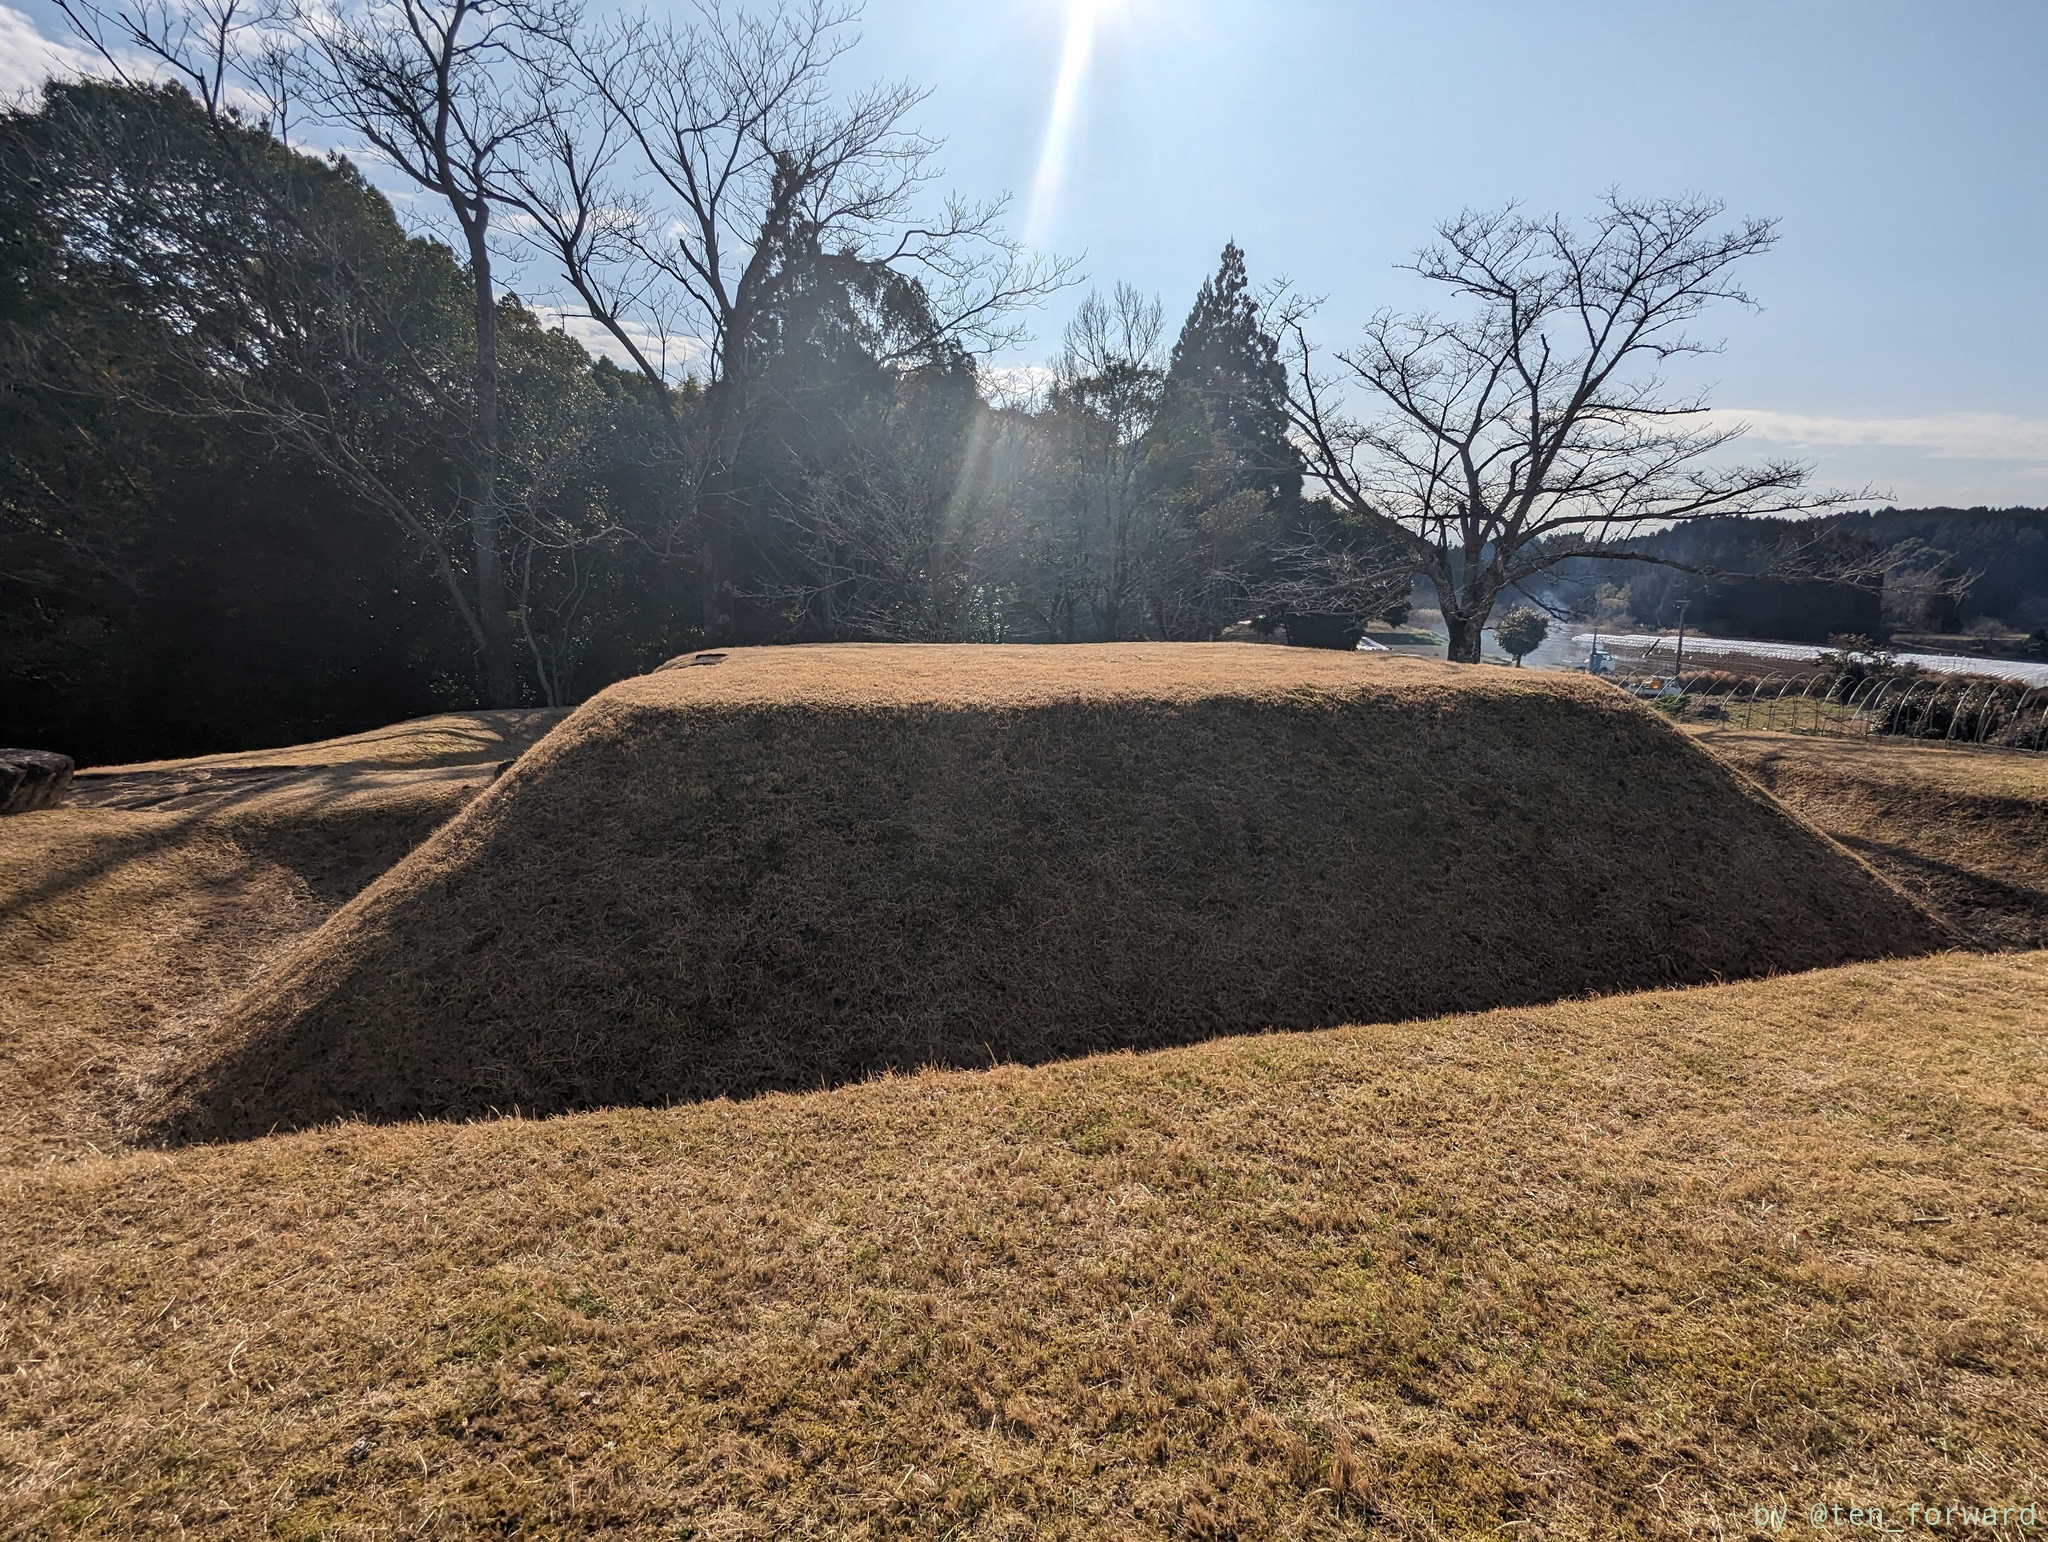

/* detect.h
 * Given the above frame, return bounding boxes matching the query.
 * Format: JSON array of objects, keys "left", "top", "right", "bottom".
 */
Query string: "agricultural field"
[{"left": 1, "top": 650, "right": 2043, "bottom": 1538}]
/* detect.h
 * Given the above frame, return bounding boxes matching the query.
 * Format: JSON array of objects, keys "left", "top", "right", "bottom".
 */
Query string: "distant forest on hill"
[
  {"left": 5, "top": 74, "right": 2044, "bottom": 764},
  {"left": 1550, "top": 510, "right": 2048, "bottom": 645}
]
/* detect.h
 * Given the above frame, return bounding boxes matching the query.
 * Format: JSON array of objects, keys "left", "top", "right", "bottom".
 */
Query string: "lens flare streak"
[{"left": 1024, "top": 0, "right": 1102, "bottom": 252}]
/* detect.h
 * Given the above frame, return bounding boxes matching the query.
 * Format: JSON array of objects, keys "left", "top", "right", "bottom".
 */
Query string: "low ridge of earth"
[
  {"left": 1694, "top": 728, "right": 2048, "bottom": 950},
  {"left": 3, "top": 952, "right": 2042, "bottom": 1538},
  {"left": 161, "top": 645, "right": 1943, "bottom": 1138},
  {"left": 80, "top": 708, "right": 568, "bottom": 776},
  {"left": 0, "top": 713, "right": 556, "bottom": 1162},
  {"left": 64, "top": 708, "right": 568, "bottom": 816}
]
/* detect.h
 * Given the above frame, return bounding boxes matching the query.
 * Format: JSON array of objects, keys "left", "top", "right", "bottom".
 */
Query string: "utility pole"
[{"left": 1673, "top": 598, "right": 1691, "bottom": 677}]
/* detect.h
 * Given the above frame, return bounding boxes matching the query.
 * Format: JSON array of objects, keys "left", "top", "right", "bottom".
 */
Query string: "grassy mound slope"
[
  {"left": 0, "top": 770, "right": 489, "bottom": 1161},
  {"left": 86, "top": 706, "right": 566, "bottom": 773},
  {"left": 165, "top": 645, "right": 1943, "bottom": 1138},
  {"left": 1696, "top": 728, "right": 2048, "bottom": 950},
  {"left": 6, "top": 952, "right": 2043, "bottom": 1538}
]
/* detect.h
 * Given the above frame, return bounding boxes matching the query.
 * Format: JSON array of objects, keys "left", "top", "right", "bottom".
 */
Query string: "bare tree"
[
  {"left": 1279, "top": 194, "right": 1850, "bottom": 663},
  {"left": 55, "top": 0, "right": 270, "bottom": 120},
  {"left": 505, "top": 0, "right": 1072, "bottom": 640},
  {"left": 287, "top": 0, "right": 576, "bottom": 703},
  {"left": 768, "top": 398, "right": 1018, "bottom": 642},
  {"left": 1036, "top": 283, "right": 1164, "bottom": 641},
  {"left": 1245, "top": 517, "right": 1413, "bottom": 638}
]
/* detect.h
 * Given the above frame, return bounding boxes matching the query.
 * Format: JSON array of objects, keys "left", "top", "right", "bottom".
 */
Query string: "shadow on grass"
[{"left": 1832, "top": 832, "right": 2048, "bottom": 951}]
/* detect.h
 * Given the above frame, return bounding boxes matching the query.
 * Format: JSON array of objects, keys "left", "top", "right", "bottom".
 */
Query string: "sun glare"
[{"left": 1023, "top": 0, "right": 1110, "bottom": 252}]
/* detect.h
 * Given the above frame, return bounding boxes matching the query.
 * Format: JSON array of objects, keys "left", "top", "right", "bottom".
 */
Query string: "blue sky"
[{"left": 7, "top": 0, "right": 2046, "bottom": 505}]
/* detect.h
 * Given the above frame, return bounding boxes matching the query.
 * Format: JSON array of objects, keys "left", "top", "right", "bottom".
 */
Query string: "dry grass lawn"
[
  {"left": 0, "top": 773, "right": 489, "bottom": 1163},
  {"left": 3, "top": 951, "right": 2043, "bottom": 1538},
  {"left": 1, "top": 674, "right": 2042, "bottom": 1536},
  {"left": 1695, "top": 729, "right": 2048, "bottom": 951},
  {"left": 166, "top": 645, "right": 1942, "bottom": 1139},
  {"left": 86, "top": 709, "right": 567, "bottom": 775},
  {"left": 4, "top": 708, "right": 563, "bottom": 1160}
]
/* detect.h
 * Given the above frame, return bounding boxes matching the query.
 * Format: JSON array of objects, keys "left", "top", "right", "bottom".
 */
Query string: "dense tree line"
[
  {"left": 5, "top": 0, "right": 1941, "bottom": 760},
  {"left": 1, "top": 73, "right": 1390, "bottom": 761},
  {"left": 1840, "top": 508, "right": 2048, "bottom": 633}
]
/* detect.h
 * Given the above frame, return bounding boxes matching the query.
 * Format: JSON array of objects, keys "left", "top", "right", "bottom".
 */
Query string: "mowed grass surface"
[
  {"left": 0, "top": 774, "right": 485, "bottom": 1162},
  {"left": 6, "top": 707, "right": 557, "bottom": 1159},
  {"left": 5, "top": 952, "right": 2044, "bottom": 1539},
  {"left": 1695, "top": 729, "right": 2048, "bottom": 951}
]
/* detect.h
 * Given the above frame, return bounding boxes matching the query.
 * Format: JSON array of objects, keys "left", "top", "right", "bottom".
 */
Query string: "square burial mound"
[{"left": 162, "top": 644, "right": 1942, "bottom": 1137}]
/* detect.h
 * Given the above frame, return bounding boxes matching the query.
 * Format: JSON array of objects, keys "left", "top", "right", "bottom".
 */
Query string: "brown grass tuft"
[{"left": 161, "top": 645, "right": 1943, "bottom": 1139}]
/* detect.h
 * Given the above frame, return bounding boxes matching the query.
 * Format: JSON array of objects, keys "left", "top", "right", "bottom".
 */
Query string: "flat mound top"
[
  {"left": 625, "top": 641, "right": 1508, "bottom": 709},
  {"left": 12, "top": 952, "right": 2046, "bottom": 1536},
  {"left": 162, "top": 644, "right": 1944, "bottom": 1139}
]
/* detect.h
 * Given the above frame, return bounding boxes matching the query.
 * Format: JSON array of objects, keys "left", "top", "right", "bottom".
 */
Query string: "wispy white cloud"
[
  {"left": 0, "top": 4, "right": 105, "bottom": 97},
  {"left": 981, "top": 362, "right": 1054, "bottom": 408},
  {"left": 532, "top": 306, "right": 709, "bottom": 378},
  {"left": 1709, "top": 408, "right": 2048, "bottom": 463}
]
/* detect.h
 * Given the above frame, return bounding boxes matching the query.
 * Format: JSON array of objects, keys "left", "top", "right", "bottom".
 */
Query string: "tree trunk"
[
  {"left": 1431, "top": 557, "right": 1499, "bottom": 665},
  {"left": 695, "top": 364, "right": 753, "bottom": 646},
  {"left": 1444, "top": 611, "right": 1485, "bottom": 663},
  {"left": 698, "top": 534, "right": 727, "bottom": 644},
  {"left": 468, "top": 227, "right": 517, "bottom": 707}
]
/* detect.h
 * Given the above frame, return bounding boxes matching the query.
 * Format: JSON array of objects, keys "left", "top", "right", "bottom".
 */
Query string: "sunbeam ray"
[{"left": 1023, "top": 0, "right": 1103, "bottom": 252}]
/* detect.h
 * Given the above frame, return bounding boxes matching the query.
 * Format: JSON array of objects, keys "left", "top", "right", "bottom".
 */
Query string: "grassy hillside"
[
  {"left": 0, "top": 679, "right": 2039, "bottom": 1536},
  {"left": 3, "top": 707, "right": 566, "bottom": 1160},
  {"left": 0, "top": 769, "right": 492, "bottom": 1162},
  {"left": 1695, "top": 729, "right": 2048, "bottom": 950},
  {"left": 5, "top": 951, "right": 2043, "bottom": 1538},
  {"left": 164, "top": 645, "right": 1942, "bottom": 1139}
]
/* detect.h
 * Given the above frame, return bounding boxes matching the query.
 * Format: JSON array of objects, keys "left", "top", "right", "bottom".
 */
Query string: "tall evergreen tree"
[
  {"left": 1153, "top": 243, "right": 1411, "bottom": 643},
  {"left": 1163, "top": 242, "right": 1302, "bottom": 510},
  {"left": 1124, "top": 242, "right": 1315, "bottom": 638}
]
